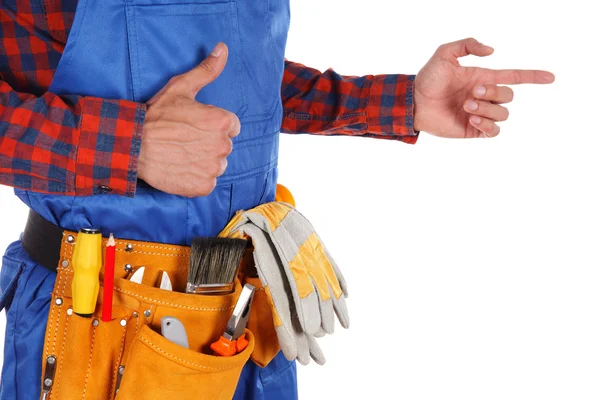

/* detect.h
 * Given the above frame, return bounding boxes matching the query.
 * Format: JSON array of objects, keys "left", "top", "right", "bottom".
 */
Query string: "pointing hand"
[{"left": 414, "top": 38, "right": 555, "bottom": 138}]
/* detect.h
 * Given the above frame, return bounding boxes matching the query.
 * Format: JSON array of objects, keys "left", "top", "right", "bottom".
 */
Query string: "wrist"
[
  {"left": 413, "top": 98, "right": 421, "bottom": 132},
  {"left": 413, "top": 87, "right": 423, "bottom": 133},
  {"left": 412, "top": 76, "right": 430, "bottom": 135}
]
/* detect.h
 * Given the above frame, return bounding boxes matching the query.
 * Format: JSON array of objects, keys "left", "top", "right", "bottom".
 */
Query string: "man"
[{"left": 0, "top": 0, "right": 554, "bottom": 399}]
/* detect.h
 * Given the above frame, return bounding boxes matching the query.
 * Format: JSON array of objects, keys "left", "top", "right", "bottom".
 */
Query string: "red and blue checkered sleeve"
[
  {"left": 281, "top": 60, "right": 419, "bottom": 144},
  {"left": 0, "top": 80, "right": 146, "bottom": 197}
]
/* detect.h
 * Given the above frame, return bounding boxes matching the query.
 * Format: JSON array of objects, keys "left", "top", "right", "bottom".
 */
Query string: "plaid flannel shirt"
[{"left": 1, "top": 0, "right": 417, "bottom": 197}]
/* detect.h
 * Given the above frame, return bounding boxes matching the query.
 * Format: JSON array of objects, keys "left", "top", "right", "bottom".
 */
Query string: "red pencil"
[{"left": 102, "top": 233, "right": 116, "bottom": 322}]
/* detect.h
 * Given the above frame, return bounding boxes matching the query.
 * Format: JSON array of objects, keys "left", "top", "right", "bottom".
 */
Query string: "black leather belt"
[{"left": 22, "top": 210, "right": 65, "bottom": 272}]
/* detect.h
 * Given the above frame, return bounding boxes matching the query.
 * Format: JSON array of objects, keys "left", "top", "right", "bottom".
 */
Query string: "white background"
[{"left": 1, "top": 0, "right": 599, "bottom": 399}]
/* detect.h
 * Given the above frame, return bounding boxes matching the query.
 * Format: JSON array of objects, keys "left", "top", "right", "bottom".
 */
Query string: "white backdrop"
[{"left": 1, "top": 0, "right": 599, "bottom": 399}]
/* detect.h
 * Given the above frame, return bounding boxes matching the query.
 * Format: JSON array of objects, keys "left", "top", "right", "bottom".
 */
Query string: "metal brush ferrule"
[{"left": 186, "top": 282, "right": 234, "bottom": 295}]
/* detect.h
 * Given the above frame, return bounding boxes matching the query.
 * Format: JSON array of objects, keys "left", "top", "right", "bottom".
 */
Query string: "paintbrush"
[{"left": 186, "top": 237, "right": 248, "bottom": 295}]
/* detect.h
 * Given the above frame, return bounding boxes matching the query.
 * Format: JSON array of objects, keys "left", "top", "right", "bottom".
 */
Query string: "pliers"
[
  {"left": 211, "top": 283, "right": 255, "bottom": 357},
  {"left": 129, "top": 266, "right": 173, "bottom": 291}
]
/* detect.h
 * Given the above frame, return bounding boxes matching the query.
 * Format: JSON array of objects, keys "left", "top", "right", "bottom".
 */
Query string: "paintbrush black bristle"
[{"left": 188, "top": 237, "right": 248, "bottom": 286}]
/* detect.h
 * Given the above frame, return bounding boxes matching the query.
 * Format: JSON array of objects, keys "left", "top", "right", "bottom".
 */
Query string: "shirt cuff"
[
  {"left": 365, "top": 74, "right": 419, "bottom": 144},
  {"left": 75, "top": 97, "right": 146, "bottom": 197}
]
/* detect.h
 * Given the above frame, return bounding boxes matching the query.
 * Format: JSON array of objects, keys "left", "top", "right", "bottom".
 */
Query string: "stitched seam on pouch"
[
  {"left": 65, "top": 232, "right": 190, "bottom": 253},
  {"left": 138, "top": 336, "right": 237, "bottom": 371},
  {"left": 82, "top": 325, "right": 97, "bottom": 400},
  {"left": 111, "top": 325, "right": 128, "bottom": 399},
  {"left": 114, "top": 287, "right": 235, "bottom": 311},
  {"left": 115, "top": 241, "right": 190, "bottom": 252},
  {"left": 50, "top": 243, "right": 66, "bottom": 352},
  {"left": 47, "top": 278, "right": 58, "bottom": 355},
  {"left": 54, "top": 314, "right": 70, "bottom": 397},
  {"left": 116, "top": 248, "right": 187, "bottom": 257},
  {"left": 49, "top": 242, "right": 68, "bottom": 354},
  {"left": 59, "top": 246, "right": 72, "bottom": 349}
]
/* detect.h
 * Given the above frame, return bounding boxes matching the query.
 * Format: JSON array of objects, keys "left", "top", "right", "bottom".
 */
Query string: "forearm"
[
  {"left": 280, "top": 60, "right": 418, "bottom": 143},
  {"left": 0, "top": 80, "right": 145, "bottom": 197}
]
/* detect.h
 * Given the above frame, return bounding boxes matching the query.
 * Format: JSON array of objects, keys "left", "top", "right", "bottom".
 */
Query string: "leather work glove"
[{"left": 220, "top": 202, "right": 349, "bottom": 365}]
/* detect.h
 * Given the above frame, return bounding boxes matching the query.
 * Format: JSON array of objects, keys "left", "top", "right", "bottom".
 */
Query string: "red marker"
[{"left": 102, "top": 233, "right": 116, "bottom": 322}]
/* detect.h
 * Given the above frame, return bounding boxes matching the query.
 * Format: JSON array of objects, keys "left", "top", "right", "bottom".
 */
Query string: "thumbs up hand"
[{"left": 138, "top": 42, "right": 240, "bottom": 197}]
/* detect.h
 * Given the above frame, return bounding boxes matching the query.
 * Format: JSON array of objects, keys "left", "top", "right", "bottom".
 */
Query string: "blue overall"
[{"left": 0, "top": 0, "right": 296, "bottom": 398}]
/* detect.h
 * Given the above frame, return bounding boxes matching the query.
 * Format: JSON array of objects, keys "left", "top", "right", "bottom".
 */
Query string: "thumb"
[
  {"left": 170, "top": 42, "right": 229, "bottom": 98},
  {"left": 436, "top": 37, "right": 494, "bottom": 60}
]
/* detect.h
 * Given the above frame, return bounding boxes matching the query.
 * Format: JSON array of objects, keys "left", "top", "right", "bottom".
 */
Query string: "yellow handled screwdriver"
[{"left": 71, "top": 228, "right": 103, "bottom": 317}]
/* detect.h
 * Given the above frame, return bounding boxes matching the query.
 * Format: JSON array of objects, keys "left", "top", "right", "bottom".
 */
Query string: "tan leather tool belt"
[{"left": 41, "top": 231, "right": 257, "bottom": 400}]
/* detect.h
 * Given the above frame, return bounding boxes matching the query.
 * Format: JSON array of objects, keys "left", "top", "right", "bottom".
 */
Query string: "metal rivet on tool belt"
[
  {"left": 43, "top": 356, "right": 57, "bottom": 396},
  {"left": 144, "top": 310, "right": 151, "bottom": 318},
  {"left": 120, "top": 319, "right": 127, "bottom": 327},
  {"left": 66, "top": 235, "right": 75, "bottom": 243},
  {"left": 118, "top": 366, "right": 125, "bottom": 375},
  {"left": 92, "top": 319, "right": 99, "bottom": 327},
  {"left": 67, "top": 308, "right": 73, "bottom": 316},
  {"left": 125, "top": 243, "right": 133, "bottom": 252},
  {"left": 132, "top": 311, "right": 138, "bottom": 318},
  {"left": 61, "top": 260, "right": 69, "bottom": 267},
  {"left": 55, "top": 298, "right": 63, "bottom": 306},
  {"left": 124, "top": 264, "right": 133, "bottom": 273}
]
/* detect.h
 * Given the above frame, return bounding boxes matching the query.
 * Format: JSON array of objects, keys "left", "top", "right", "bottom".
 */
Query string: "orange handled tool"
[{"left": 210, "top": 283, "right": 255, "bottom": 357}]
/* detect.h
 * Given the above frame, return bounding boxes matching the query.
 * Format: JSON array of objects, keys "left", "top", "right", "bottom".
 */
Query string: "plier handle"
[{"left": 211, "top": 284, "right": 255, "bottom": 356}]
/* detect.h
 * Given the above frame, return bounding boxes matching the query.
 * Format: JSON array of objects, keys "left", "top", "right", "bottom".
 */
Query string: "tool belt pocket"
[
  {"left": 116, "top": 325, "right": 253, "bottom": 400},
  {"left": 41, "top": 233, "right": 253, "bottom": 400},
  {"left": 49, "top": 311, "right": 131, "bottom": 398}
]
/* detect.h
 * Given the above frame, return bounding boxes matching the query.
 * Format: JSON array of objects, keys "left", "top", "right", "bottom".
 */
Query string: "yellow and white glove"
[{"left": 220, "top": 202, "right": 349, "bottom": 365}]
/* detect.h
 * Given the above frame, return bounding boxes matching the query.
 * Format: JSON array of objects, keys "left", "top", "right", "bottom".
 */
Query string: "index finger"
[{"left": 487, "top": 69, "right": 555, "bottom": 85}]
